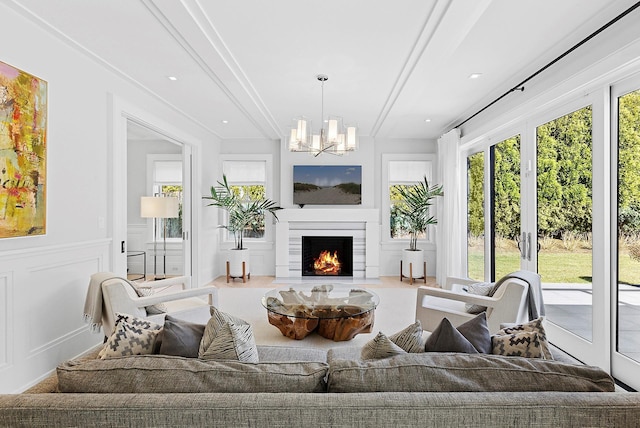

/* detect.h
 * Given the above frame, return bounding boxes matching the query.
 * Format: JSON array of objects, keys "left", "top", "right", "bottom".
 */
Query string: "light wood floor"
[
  {"left": 208, "top": 275, "right": 438, "bottom": 289},
  {"left": 127, "top": 273, "right": 439, "bottom": 289}
]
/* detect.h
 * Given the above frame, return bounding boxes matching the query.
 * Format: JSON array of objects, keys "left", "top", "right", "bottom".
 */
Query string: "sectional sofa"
[{"left": 1, "top": 344, "right": 639, "bottom": 427}]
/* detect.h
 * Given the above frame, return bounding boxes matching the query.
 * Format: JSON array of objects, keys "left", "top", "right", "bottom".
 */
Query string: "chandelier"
[{"left": 288, "top": 74, "right": 358, "bottom": 156}]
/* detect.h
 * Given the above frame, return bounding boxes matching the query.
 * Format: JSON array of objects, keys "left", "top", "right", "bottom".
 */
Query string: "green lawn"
[{"left": 467, "top": 244, "right": 640, "bottom": 285}]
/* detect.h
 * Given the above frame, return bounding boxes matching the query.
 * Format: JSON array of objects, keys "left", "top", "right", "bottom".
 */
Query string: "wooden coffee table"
[{"left": 262, "top": 284, "right": 379, "bottom": 341}]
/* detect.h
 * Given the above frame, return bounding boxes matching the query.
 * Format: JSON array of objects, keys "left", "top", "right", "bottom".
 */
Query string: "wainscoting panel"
[
  {"left": 0, "top": 272, "right": 12, "bottom": 371},
  {"left": 0, "top": 239, "right": 109, "bottom": 393}
]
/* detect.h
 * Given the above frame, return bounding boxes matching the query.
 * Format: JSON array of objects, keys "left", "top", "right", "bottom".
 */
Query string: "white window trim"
[
  {"left": 219, "top": 154, "right": 275, "bottom": 250},
  {"left": 146, "top": 154, "right": 183, "bottom": 244},
  {"left": 381, "top": 153, "right": 437, "bottom": 249}
]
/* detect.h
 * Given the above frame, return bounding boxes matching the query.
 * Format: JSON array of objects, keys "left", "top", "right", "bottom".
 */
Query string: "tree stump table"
[{"left": 262, "top": 284, "right": 379, "bottom": 341}]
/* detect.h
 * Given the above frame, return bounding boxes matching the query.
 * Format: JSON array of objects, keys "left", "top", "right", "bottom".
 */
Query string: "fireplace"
[{"left": 302, "top": 236, "right": 353, "bottom": 277}]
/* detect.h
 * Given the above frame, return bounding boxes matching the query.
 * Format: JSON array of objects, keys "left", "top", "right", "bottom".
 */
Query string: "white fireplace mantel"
[{"left": 275, "top": 208, "right": 380, "bottom": 278}]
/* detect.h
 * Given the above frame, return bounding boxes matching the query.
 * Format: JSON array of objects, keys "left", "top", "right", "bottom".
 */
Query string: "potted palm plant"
[
  {"left": 395, "top": 176, "right": 444, "bottom": 280},
  {"left": 204, "top": 175, "right": 282, "bottom": 280}
]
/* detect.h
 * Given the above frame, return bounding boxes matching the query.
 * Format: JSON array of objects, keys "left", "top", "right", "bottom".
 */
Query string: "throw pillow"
[
  {"left": 132, "top": 284, "right": 167, "bottom": 315},
  {"left": 199, "top": 306, "right": 259, "bottom": 363},
  {"left": 361, "top": 332, "right": 407, "bottom": 360},
  {"left": 424, "top": 317, "right": 478, "bottom": 354},
  {"left": 99, "top": 314, "right": 163, "bottom": 359},
  {"left": 492, "top": 317, "right": 553, "bottom": 360},
  {"left": 492, "top": 331, "right": 544, "bottom": 359},
  {"left": 158, "top": 315, "right": 205, "bottom": 358},
  {"left": 455, "top": 312, "right": 492, "bottom": 353},
  {"left": 388, "top": 320, "right": 425, "bottom": 353},
  {"left": 464, "top": 282, "right": 495, "bottom": 313}
]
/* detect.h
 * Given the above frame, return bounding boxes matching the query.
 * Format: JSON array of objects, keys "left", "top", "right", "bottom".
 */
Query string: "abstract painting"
[{"left": 0, "top": 61, "right": 47, "bottom": 238}]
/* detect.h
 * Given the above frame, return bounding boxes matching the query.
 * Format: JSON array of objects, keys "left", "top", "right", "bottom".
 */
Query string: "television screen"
[{"left": 293, "top": 165, "right": 362, "bottom": 205}]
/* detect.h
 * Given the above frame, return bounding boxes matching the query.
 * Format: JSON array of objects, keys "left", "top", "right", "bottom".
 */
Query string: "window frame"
[
  {"left": 146, "top": 153, "right": 183, "bottom": 243},
  {"left": 381, "top": 153, "right": 437, "bottom": 247},
  {"left": 219, "top": 154, "right": 275, "bottom": 249}
]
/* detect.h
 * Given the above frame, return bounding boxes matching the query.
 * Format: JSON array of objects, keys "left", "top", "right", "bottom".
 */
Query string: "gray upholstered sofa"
[{"left": 1, "top": 344, "right": 639, "bottom": 427}]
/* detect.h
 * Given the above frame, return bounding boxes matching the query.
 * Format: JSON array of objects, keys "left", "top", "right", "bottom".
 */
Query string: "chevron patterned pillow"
[
  {"left": 99, "top": 314, "right": 162, "bottom": 359},
  {"left": 492, "top": 317, "right": 553, "bottom": 359}
]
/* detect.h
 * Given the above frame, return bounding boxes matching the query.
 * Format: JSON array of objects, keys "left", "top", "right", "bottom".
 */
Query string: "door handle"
[
  {"left": 527, "top": 232, "right": 532, "bottom": 261},
  {"left": 518, "top": 232, "right": 526, "bottom": 259}
]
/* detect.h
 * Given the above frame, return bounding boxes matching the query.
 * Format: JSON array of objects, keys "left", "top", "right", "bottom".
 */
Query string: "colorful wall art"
[{"left": 0, "top": 61, "right": 47, "bottom": 238}]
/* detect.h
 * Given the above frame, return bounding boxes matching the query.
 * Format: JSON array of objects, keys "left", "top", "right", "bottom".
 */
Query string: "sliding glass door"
[
  {"left": 535, "top": 106, "right": 594, "bottom": 341},
  {"left": 466, "top": 135, "right": 521, "bottom": 282},
  {"left": 612, "top": 79, "right": 640, "bottom": 391}
]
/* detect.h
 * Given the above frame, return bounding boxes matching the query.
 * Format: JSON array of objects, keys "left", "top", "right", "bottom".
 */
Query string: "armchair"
[
  {"left": 415, "top": 275, "right": 530, "bottom": 333},
  {"left": 89, "top": 273, "right": 218, "bottom": 336}
]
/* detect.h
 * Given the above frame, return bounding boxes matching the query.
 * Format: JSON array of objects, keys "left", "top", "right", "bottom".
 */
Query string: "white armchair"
[
  {"left": 94, "top": 273, "right": 218, "bottom": 336},
  {"left": 415, "top": 275, "right": 531, "bottom": 334}
]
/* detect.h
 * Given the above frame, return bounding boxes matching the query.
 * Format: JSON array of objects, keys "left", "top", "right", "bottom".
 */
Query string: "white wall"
[
  {"left": 0, "top": 4, "right": 219, "bottom": 393},
  {"left": 218, "top": 137, "right": 438, "bottom": 277}
]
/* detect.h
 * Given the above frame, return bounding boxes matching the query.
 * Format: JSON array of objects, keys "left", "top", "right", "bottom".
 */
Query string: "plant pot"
[
  {"left": 402, "top": 249, "right": 424, "bottom": 279},
  {"left": 228, "top": 248, "right": 250, "bottom": 278}
]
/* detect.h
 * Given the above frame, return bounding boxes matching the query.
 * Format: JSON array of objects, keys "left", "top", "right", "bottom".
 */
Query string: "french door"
[
  {"left": 466, "top": 96, "right": 607, "bottom": 369},
  {"left": 611, "top": 77, "right": 640, "bottom": 391}
]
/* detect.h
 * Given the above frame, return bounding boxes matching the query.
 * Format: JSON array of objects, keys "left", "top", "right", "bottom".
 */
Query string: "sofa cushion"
[
  {"left": 361, "top": 332, "right": 408, "bottom": 360},
  {"left": 256, "top": 345, "right": 327, "bottom": 363},
  {"left": 493, "top": 317, "right": 553, "bottom": 359},
  {"left": 455, "top": 312, "right": 492, "bottom": 353},
  {"left": 98, "top": 314, "right": 163, "bottom": 359},
  {"left": 57, "top": 355, "right": 328, "bottom": 393},
  {"left": 199, "top": 307, "right": 259, "bottom": 363},
  {"left": 388, "top": 320, "right": 425, "bottom": 353},
  {"left": 326, "top": 353, "right": 615, "bottom": 393},
  {"left": 424, "top": 318, "right": 478, "bottom": 354},
  {"left": 158, "top": 315, "right": 205, "bottom": 358}
]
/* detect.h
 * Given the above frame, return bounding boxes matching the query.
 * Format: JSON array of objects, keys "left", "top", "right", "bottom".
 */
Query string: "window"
[
  {"left": 382, "top": 155, "right": 435, "bottom": 243},
  {"left": 222, "top": 157, "right": 272, "bottom": 242},
  {"left": 152, "top": 159, "right": 182, "bottom": 240}
]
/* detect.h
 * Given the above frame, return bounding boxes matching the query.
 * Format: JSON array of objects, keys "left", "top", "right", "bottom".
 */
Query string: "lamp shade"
[{"left": 140, "top": 196, "right": 179, "bottom": 218}]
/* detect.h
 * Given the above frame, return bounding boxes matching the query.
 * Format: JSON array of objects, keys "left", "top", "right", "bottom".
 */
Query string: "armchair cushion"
[
  {"left": 133, "top": 285, "right": 167, "bottom": 315},
  {"left": 464, "top": 282, "right": 495, "bottom": 313}
]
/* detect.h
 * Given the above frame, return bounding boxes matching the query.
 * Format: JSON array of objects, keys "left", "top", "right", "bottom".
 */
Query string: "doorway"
[{"left": 110, "top": 96, "right": 198, "bottom": 285}]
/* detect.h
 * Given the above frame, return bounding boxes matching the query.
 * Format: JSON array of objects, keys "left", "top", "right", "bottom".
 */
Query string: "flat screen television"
[{"left": 293, "top": 165, "right": 362, "bottom": 206}]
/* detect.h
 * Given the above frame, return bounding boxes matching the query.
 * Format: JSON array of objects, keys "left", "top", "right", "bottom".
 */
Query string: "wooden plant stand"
[
  {"left": 226, "top": 261, "right": 250, "bottom": 283},
  {"left": 400, "top": 260, "right": 427, "bottom": 285}
]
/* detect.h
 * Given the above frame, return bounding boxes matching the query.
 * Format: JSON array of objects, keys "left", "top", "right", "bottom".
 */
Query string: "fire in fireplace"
[
  {"left": 314, "top": 250, "right": 342, "bottom": 275},
  {"left": 302, "top": 236, "right": 353, "bottom": 277}
]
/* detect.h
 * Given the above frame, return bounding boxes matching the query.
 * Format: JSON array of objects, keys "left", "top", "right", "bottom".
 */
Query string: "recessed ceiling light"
[
  {"left": 221, "top": 120, "right": 229, "bottom": 124},
  {"left": 424, "top": 119, "right": 432, "bottom": 123},
  {"left": 469, "top": 73, "right": 482, "bottom": 79},
  {"left": 167, "top": 76, "right": 178, "bottom": 81}
]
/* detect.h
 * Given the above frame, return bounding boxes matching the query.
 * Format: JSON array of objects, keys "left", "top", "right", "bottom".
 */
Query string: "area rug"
[{"left": 217, "top": 286, "right": 419, "bottom": 350}]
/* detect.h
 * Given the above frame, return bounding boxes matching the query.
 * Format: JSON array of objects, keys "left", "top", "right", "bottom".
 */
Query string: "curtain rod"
[{"left": 453, "top": 1, "right": 640, "bottom": 130}]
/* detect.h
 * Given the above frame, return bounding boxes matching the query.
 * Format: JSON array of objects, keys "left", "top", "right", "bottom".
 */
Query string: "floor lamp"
[{"left": 140, "top": 195, "right": 180, "bottom": 280}]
